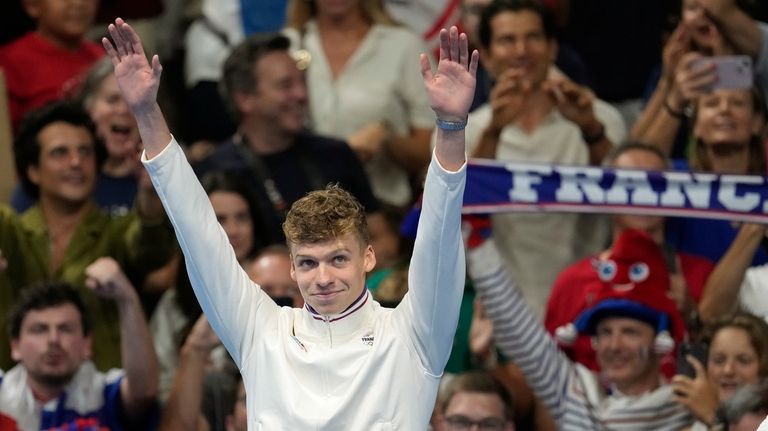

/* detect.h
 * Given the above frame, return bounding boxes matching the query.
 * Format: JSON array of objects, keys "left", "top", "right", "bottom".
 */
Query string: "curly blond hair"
[{"left": 283, "top": 184, "right": 369, "bottom": 247}]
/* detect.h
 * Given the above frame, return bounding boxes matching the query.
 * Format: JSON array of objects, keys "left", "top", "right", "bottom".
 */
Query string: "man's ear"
[
  {"left": 289, "top": 254, "right": 297, "bottom": 281},
  {"left": 27, "top": 164, "right": 41, "bottom": 186},
  {"left": 22, "top": 0, "right": 41, "bottom": 19},
  {"left": 83, "top": 334, "right": 93, "bottom": 360},
  {"left": 548, "top": 38, "right": 559, "bottom": 63},
  {"left": 364, "top": 245, "right": 376, "bottom": 273},
  {"left": 233, "top": 91, "right": 256, "bottom": 117},
  {"left": 10, "top": 338, "right": 21, "bottom": 362}
]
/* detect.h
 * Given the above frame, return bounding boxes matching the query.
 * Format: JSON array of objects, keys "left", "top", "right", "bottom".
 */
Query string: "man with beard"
[{"left": 0, "top": 258, "right": 158, "bottom": 430}]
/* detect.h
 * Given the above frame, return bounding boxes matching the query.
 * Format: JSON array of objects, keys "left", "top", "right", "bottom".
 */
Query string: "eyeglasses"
[{"left": 444, "top": 415, "right": 507, "bottom": 431}]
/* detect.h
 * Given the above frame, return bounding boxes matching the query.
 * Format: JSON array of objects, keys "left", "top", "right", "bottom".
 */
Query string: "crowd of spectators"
[{"left": 3, "top": 0, "right": 768, "bottom": 429}]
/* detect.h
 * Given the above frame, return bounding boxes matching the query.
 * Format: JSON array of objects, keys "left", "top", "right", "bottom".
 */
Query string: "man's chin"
[{"left": 31, "top": 369, "right": 78, "bottom": 388}]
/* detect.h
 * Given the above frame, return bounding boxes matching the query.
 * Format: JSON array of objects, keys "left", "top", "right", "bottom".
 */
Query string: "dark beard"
[{"left": 29, "top": 369, "right": 77, "bottom": 389}]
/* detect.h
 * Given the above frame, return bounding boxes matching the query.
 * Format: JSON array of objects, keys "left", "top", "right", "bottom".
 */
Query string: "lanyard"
[{"left": 234, "top": 134, "right": 325, "bottom": 219}]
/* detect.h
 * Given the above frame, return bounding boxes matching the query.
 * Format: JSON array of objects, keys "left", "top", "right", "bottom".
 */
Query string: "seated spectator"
[
  {"left": 0, "top": 260, "right": 158, "bottom": 430},
  {"left": 1, "top": 101, "right": 174, "bottom": 370},
  {"left": 183, "top": 0, "right": 287, "bottom": 146},
  {"left": 469, "top": 299, "right": 556, "bottom": 430},
  {"left": 636, "top": 0, "right": 768, "bottom": 161},
  {"left": 463, "top": 0, "right": 626, "bottom": 317},
  {"left": 467, "top": 222, "right": 692, "bottom": 428},
  {"left": 459, "top": 0, "right": 590, "bottom": 113},
  {"left": 245, "top": 245, "right": 301, "bottom": 307},
  {"left": 673, "top": 313, "right": 768, "bottom": 429},
  {"left": 665, "top": 86, "right": 768, "bottom": 266},
  {"left": 12, "top": 57, "right": 143, "bottom": 216},
  {"left": 159, "top": 315, "right": 242, "bottom": 431},
  {"left": 151, "top": 171, "right": 263, "bottom": 402},
  {"left": 0, "top": 0, "right": 102, "bottom": 131},
  {"left": 438, "top": 370, "right": 515, "bottom": 431},
  {"left": 546, "top": 143, "right": 714, "bottom": 376},
  {"left": 284, "top": 0, "right": 435, "bottom": 208},
  {"left": 196, "top": 32, "right": 390, "bottom": 248}
]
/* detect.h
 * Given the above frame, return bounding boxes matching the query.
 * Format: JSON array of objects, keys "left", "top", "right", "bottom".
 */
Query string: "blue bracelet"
[{"left": 436, "top": 117, "right": 467, "bottom": 131}]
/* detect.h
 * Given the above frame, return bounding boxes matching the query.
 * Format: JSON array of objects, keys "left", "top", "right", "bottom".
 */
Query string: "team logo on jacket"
[{"left": 361, "top": 331, "right": 374, "bottom": 346}]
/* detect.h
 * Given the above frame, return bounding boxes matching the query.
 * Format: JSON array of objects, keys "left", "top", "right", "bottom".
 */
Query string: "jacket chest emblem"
[{"left": 361, "top": 331, "right": 374, "bottom": 346}]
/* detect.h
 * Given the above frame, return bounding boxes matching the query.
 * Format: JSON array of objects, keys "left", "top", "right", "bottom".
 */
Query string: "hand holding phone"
[
  {"left": 676, "top": 341, "right": 709, "bottom": 378},
  {"left": 691, "top": 55, "right": 753, "bottom": 91}
]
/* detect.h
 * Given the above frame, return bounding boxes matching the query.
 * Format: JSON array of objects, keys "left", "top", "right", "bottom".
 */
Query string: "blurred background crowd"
[{"left": 3, "top": 0, "right": 768, "bottom": 429}]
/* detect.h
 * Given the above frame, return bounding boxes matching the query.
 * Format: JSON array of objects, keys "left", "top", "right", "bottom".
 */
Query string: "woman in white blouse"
[{"left": 285, "top": 0, "right": 435, "bottom": 208}]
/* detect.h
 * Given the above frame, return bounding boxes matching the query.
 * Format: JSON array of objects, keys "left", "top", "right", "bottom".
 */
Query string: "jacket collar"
[{"left": 297, "top": 288, "right": 374, "bottom": 346}]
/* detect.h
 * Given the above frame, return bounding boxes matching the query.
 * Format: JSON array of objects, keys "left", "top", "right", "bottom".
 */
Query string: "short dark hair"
[
  {"left": 8, "top": 282, "right": 91, "bottom": 339},
  {"left": 220, "top": 32, "right": 292, "bottom": 121},
  {"left": 478, "top": 0, "right": 556, "bottom": 50},
  {"left": 14, "top": 100, "right": 105, "bottom": 198},
  {"left": 604, "top": 141, "right": 672, "bottom": 169},
  {"left": 441, "top": 370, "right": 514, "bottom": 421},
  {"left": 201, "top": 170, "right": 264, "bottom": 259}
]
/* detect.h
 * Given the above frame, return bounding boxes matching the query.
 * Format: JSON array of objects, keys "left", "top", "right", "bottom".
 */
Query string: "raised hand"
[
  {"left": 469, "top": 298, "right": 495, "bottom": 361},
  {"left": 662, "top": 23, "right": 692, "bottom": 81},
  {"left": 544, "top": 78, "right": 597, "bottom": 130},
  {"left": 488, "top": 69, "right": 531, "bottom": 133},
  {"left": 102, "top": 18, "right": 162, "bottom": 114},
  {"left": 420, "top": 26, "right": 479, "bottom": 122},
  {"left": 184, "top": 315, "right": 222, "bottom": 354},
  {"left": 672, "top": 355, "right": 720, "bottom": 424},
  {"left": 85, "top": 257, "right": 137, "bottom": 304}
]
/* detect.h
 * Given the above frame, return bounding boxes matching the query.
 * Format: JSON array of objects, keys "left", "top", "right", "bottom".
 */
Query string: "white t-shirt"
[{"left": 459, "top": 99, "right": 626, "bottom": 316}]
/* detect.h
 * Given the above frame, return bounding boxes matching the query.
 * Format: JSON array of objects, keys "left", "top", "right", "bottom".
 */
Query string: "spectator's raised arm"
[{"left": 85, "top": 257, "right": 159, "bottom": 419}]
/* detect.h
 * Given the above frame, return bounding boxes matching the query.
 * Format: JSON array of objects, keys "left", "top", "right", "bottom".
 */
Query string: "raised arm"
[
  {"left": 103, "top": 18, "right": 170, "bottom": 159},
  {"left": 700, "top": 0, "right": 762, "bottom": 59},
  {"left": 397, "top": 27, "right": 477, "bottom": 374},
  {"left": 104, "top": 18, "right": 278, "bottom": 365},
  {"left": 698, "top": 223, "right": 767, "bottom": 323},
  {"left": 84, "top": 257, "right": 158, "bottom": 419},
  {"left": 420, "top": 27, "right": 479, "bottom": 172}
]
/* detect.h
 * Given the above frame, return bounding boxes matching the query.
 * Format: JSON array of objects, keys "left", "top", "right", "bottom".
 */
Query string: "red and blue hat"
[{"left": 555, "top": 228, "right": 685, "bottom": 354}]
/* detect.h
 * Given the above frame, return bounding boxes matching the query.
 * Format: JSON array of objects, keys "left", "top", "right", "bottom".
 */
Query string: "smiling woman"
[
  {"left": 673, "top": 313, "right": 768, "bottom": 428},
  {"left": 691, "top": 87, "right": 766, "bottom": 175}
]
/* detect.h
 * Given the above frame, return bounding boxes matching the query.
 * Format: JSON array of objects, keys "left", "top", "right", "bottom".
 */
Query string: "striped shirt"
[{"left": 468, "top": 240, "right": 692, "bottom": 430}]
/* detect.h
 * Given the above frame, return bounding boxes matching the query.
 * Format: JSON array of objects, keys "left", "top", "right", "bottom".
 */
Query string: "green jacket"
[{"left": 0, "top": 203, "right": 174, "bottom": 370}]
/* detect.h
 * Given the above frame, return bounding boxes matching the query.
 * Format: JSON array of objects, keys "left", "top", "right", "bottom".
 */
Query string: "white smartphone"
[{"left": 692, "top": 55, "right": 753, "bottom": 91}]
